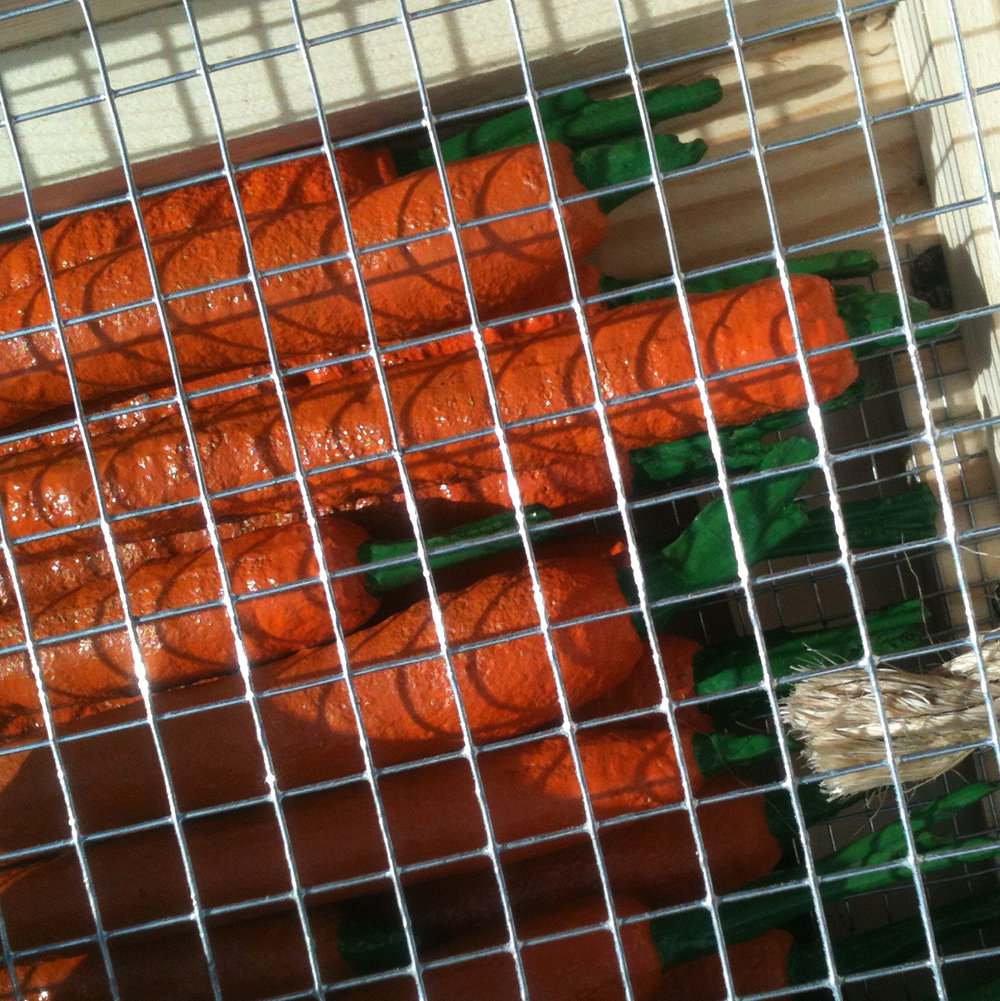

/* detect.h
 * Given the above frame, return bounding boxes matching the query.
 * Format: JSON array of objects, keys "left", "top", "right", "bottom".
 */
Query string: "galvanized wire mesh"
[{"left": 0, "top": 0, "right": 996, "bottom": 999}]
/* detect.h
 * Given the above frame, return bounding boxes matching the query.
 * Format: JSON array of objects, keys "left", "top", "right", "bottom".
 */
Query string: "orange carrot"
[
  {"left": 0, "top": 903, "right": 795, "bottom": 1001},
  {"left": 0, "top": 897, "right": 659, "bottom": 1001},
  {"left": 481, "top": 261, "right": 606, "bottom": 340},
  {"left": 394, "top": 774, "right": 783, "bottom": 947},
  {"left": 0, "top": 904, "right": 354, "bottom": 1001},
  {"left": 344, "top": 897, "right": 662, "bottom": 1001},
  {"left": 0, "top": 148, "right": 396, "bottom": 300},
  {"left": 0, "top": 143, "right": 605, "bottom": 428},
  {"left": 0, "top": 510, "right": 296, "bottom": 613},
  {"left": 576, "top": 635, "right": 708, "bottom": 727},
  {"left": 0, "top": 275, "right": 855, "bottom": 544},
  {"left": 1, "top": 795, "right": 785, "bottom": 997},
  {"left": 0, "top": 726, "right": 690, "bottom": 951},
  {"left": 0, "top": 557, "right": 642, "bottom": 855},
  {"left": 347, "top": 904, "right": 792, "bottom": 1001},
  {"left": 0, "top": 505, "right": 554, "bottom": 743},
  {"left": 5, "top": 763, "right": 773, "bottom": 999},
  {"left": 0, "top": 516, "right": 379, "bottom": 742},
  {"left": 0, "top": 362, "right": 279, "bottom": 460}
]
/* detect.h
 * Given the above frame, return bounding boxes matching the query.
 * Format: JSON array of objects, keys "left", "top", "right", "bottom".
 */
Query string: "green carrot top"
[
  {"left": 359, "top": 505, "right": 552, "bottom": 594},
  {"left": 617, "top": 435, "right": 817, "bottom": 634},
  {"left": 393, "top": 78, "right": 723, "bottom": 173}
]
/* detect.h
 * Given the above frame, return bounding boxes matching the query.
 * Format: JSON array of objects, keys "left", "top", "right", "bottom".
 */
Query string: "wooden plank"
[
  {"left": 593, "top": 15, "right": 937, "bottom": 278},
  {"left": 891, "top": 0, "right": 1000, "bottom": 629},
  {"left": 0, "top": 0, "right": 178, "bottom": 50},
  {"left": 0, "top": 0, "right": 872, "bottom": 225}
]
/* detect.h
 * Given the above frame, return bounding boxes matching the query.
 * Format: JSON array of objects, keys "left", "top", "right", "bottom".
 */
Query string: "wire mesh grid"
[{"left": 0, "top": 0, "right": 996, "bottom": 999}]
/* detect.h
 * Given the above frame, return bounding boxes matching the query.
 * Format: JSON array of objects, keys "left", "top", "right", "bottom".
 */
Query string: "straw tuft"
[{"left": 780, "top": 641, "right": 1000, "bottom": 799}]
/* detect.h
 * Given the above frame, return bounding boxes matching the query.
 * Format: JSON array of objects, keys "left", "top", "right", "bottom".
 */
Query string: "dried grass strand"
[{"left": 780, "top": 642, "right": 1000, "bottom": 799}]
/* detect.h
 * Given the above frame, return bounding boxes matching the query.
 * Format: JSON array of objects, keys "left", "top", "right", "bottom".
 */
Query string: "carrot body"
[
  {"left": 0, "top": 143, "right": 605, "bottom": 427},
  {"left": 653, "top": 929, "right": 794, "bottom": 1000},
  {"left": 0, "top": 275, "right": 855, "bottom": 543},
  {"left": 481, "top": 261, "right": 606, "bottom": 340},
  {"left": 0, "top": 149, "right": 396, "bottom": 302},
  {"left": 576, "top": 635, "right": 707, "bottom": 726},
  {"left": 397, "top": 774, "right": 782, "bottom": 947},
  {"left": 0, "top": 898, "right": 659, "bottom": 1001},
  {"left": 0, "top": 360, "right": 280, "bottom": 461},
  {"left": 0, "top": 516, "right": 379, "bottom": 743},
  {"left": 1, "top": 904, "right": 352, "bottom": 1001},
  {"left": 345, "top": 897, "right": 662, "bottom": 1001},
  {"left": 0, "top": 557, "right": 641, "bottom": 854},
  {"left": 0, "top": 139, "right": 608, "bottom": 309},
  {"left": 0, "top": 510, "right": 297, "bottom": 615},
  {"left": 0, "top": 726, "right": 691, "bottom": 951},
  {"left": 0, "top": 775, "right": 780, "bottom": 995},
  {"left": 0, "top": 258, "right": 599, "bottom": 462}
]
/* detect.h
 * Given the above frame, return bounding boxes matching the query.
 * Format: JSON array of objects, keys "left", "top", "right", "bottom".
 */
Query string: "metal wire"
[
  {"left": 835, "top": 3, "right": 999, "bottom": 989},
  {"left": 1, "top": 0, "right": 1000, "bottom": 999}
]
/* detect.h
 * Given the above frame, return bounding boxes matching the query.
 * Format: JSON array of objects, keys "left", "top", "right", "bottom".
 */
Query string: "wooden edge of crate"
[
  {"left": 892, "top": 2, "right": 1000, "bottom": 483},
  {"left": 892, "top": 0, "right": 1000, "bottom": 631},
  {"left": 0, "top": 0, "right": 879, "bottom": 227}
]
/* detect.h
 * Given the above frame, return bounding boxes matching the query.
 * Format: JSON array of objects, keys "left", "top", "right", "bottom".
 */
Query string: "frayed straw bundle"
[{"left": 780, "top": 642, "right": 1000, "bottom": 799}]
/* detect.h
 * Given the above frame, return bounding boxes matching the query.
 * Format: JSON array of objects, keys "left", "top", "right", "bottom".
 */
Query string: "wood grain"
[
  {"left": 593, "top": 18, "right": 937, "bottom": 278},
  {"left": 0, "top": 1, "right": 177, "bottom": 50},
  {"left": 891, "top": 0, "right": 1000, "bottom": 630},
  {"left": 0, "top": 0, "right": 873, "bottom": 226}
]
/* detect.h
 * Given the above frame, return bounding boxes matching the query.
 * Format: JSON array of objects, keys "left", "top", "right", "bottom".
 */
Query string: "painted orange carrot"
[
  {"left": 0, "top": 72, "right": 714, "bottom": 306},
  {"left": 0, "top": 143, "right": 606, "bottom": 428},
  {"left": 0, "top": 904, "right": 354, "bottom": 1001},
  {"left": 0, "top": 782, "right": 771, "bottom": 1000},
  {"left": 0, "top": 897, "right": 659, "bottom": 1001},
  {"left": 0, "top": 557, "right": 642, "bottom": 855},
  {"left": 0, "top": 434, "right": 815, "bottom": 854},
  {"left": 0, "top": 148, "right": 397, "bottom": 301},
  {"left": 343, "top": 896, "right": 663, "bottom": 1001},
  {"left": 0, "top": 726, "right": 690, "bottom": 950},
  {"left": 393, "top": 774, "right": 783, "bottom": 947},
  {"left": 0, "top": 517, "right": 375, "bottom": 741},
  {"left": 0, "top": 510, "right": 294, "bottom": 613},
  {"left": 0, "top": 508, "right": 548, "bottom": 743},
  {"left": 0, "top": 275, "right": 855, "bottom": 544},
  {"left": 345, "top": 904, "right": 793, "bottom": 1001},
  {"left": 576, "top": 635, "right": 706, "bottom": 726}
]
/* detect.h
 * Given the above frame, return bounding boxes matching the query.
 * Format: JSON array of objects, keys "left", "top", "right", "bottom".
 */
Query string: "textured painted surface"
[
  {"left": 0, "top": 903, "right": 349, "bottom": 1001},
  {"left": 0, "top": 275, "right": 857, "bottom": 543},
  {"left": 0, "top": 516, "right": 376, "bottom": 741},
  {"left": 0, "top": 726, "right": 685, "bottom": 954},
  {"left": 576, "top": 634, "right": 705, "bottom": 725},
  {"left": 346, "top": 896, "right": 662, "bottom": 1001},
  {"left": 0, "top": 146, "right": 396, "bottom": 301},
  {"left": 0, "top": 558, "right": 640, "bottom": 855},
  {"left": 0, "top": 773, "right": 783, "bottom": 997},
  {"left": 0, "top": 143, "right": 604, "bottom": 426},
  {"left": 0, "top": 510, "right": 297, "bottom": 615},
  {"left": 399, "top": 773, "right": 782, "bottom": 948}
]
